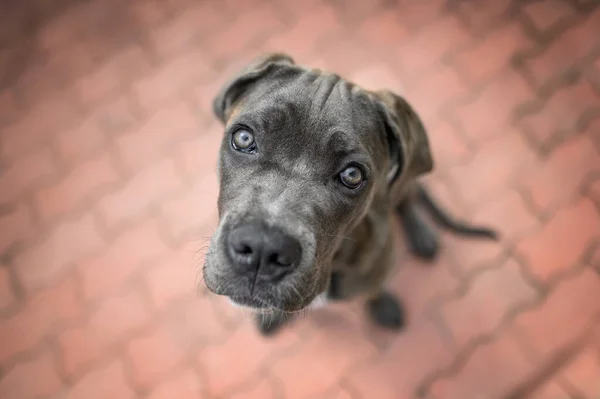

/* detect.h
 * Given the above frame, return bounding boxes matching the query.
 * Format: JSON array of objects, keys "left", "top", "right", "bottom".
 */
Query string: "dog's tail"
[{"left": 417, "top": 185, "right": 498, "bottom": 240}]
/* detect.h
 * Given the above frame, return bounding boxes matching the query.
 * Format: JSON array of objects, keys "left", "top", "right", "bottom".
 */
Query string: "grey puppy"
[{"left": 203, "top": 53, "right": 496, "bottom": 335}]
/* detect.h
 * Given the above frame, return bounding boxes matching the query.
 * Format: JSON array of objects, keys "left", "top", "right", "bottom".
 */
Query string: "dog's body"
[{"left": 203, "top": 54, "right": 496, "bottom": 335}]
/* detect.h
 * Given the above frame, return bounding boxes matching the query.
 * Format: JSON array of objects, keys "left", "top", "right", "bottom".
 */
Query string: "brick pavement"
[{"left": 1, "top": 0, "right": 599, "bottom": 398}]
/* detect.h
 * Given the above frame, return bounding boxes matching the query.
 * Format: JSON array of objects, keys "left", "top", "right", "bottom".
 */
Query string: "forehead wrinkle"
[
  {"left": 325, "top": 130, "right": 360, "bottom": 156},
  {"left": 261, "top": 100, "right": 298, "bottom": 131},
  {"left": 309, "top": 74, "right": 342, "bottom": 125},
  {"left": 235, "top": 96, "right": 298, "bottom": 133}
]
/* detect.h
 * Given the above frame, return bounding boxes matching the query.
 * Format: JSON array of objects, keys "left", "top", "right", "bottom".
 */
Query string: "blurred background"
[{"left": 1, "top": 0, "right": 599, "bottom": 398}]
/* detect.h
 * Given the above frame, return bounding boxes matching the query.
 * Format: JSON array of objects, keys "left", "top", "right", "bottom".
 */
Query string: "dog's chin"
[
  {"left": 203, "top": 274, "right": 312, "bottom": 312},
  {"left": 225, "top": 294, "right": 307, "bottom": 313},
  {"left": 227, "top": 295, "right": 274, "bottom": 311},
  {"left": 204, "top": 255, "right": 326, "bottom": 313},
  {"left": 226, "top": 289, "right": 329, "bottom": 313}
]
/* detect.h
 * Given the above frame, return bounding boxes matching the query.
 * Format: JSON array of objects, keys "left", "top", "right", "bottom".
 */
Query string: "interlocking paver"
[
  {"left": 395, "top": 0, "right": 450, "bottom": 32},
  {"left": 149, "top": 2, "right": 224, "bottom": 59},
  {"left": 452, "top": 22, "right": 532, "bottom": 87},
  {"left": 515, "top": 198, "right": 600, "bottom": 283},
  {"left": 347, "top": 319, "right": 454, "bottom": 399},
  {"left": 522, "top": 9, "right": 600, "bottom": 90},
  {"left": 446, "top": 129, "right": 538, "bottom": 206},
  {"left": 0, "top": 350, "right": 63, "bottom": 399},
  {"left": 126, "top": 326, "right": 189, "bottom": 390},
  {"left": 198, "top": 323, "right": 301, "bottom": 397},
  {"left": 397, "top": 15, "right": 470, "bottom": 79},
  {"left": 54, "top": 114, "right": 109, "bottom": 167},
  {"left": 527, "top": 380, "right": 572, "bottom": 399},
  {"left": 452, "top": 69, "right": 535, "bottom": 142},
  {"left": 520, "top": 0, "right": 577, "bottom": 37},
  {"left": 142, "top": 243, "right": 204, "bottom": 311},
  {"left": 355, "top": 10, "right": 409, "bottom": 52},
  {"left": 453, "top": 0, "right": 513, "bottom": 32},
  {"left": 270, "top": 324, "right": 377, "bottom": 399},
  {"left": 471, "top": 189, "right": 541, "bottom": 243},
  {"left": 75, "top": 44, "right": 153, "bottom": 108},
  {"left": 77, "top": 219, "right": 169, "bottom": 300},
  {"left": 132, "top": 50, "right": 213, "bottom": 112},
  {"left": 0, "top": 91, "right": 20, "bottom": 127},
  {"left": 13, "top": 213, "right": 105, "bottom": 292},
  {"left": 560, "top": 341, "right": 600, "bottom": 398},
  {"left": 58, "top": 325, "right": 106, "bottom": 380},
  {"left": 438, "top": 259, "right": 538, "bottom": 349},
  {"left": 228, "top": 379, "right": 278, "bottom": 399},
  {"left": 161, "top": 295, "right": 235, "bottom": 349},
  {"left": 425, "top": 119, "right": 471, "bottom": 168},
  {"left": 0, "top": 148, "right": 58, "bottom": 206},
  {"left": 87, "top": 94, "right": 141, "bottom": 136},
  {"left": 95, "top": 158, "right": 183, "bottom": 230},
  {"left": 0, "top": 268, "right": 16, "bottom": 312},
  {"left": 0, "top": 275, "right": 82, "bottom": 364},
  {"left": 0, "top": 204, "right": 34, "bottom": 256},
  {"left": 513, "top": 268, "right": 600, "bottom": 361},
  {"left": 172, "top": 122, "right": 222, "bottom": 179},
  {"left": 211, "top": 4, "right": 288, "bottom": 62},
  {"left": 34, "top": 151, "right": 120, "bottom": 223},
  {"left": 347, "top": 62, "right": 405, "bottom": 93},
  {"left": 114, "top": 101, "right": 199, "bottom": 170},
  {"left": 515, "top": 326, "right": 600, "bottom": 399},
  {"left": 518, "top": 79, "right": 600, "bottom": 151},
  {"left": 1, "top": 95, "right": 78, "bottom": 160},
  {"left": 262, "top": 3, "right": 340, "bottom": 60},
  {"left": 404, "top": 66, "right": 467, "bottom": 121},
  {"left": 66, "top": 360, "right": 136, "bottom": 399},
  {"left": 517, "top": 135, "right": 600, "bottom": 214},
  {"left": 145, "top": 368, "right": 204, "bottom": 399},
  {"left": 428, "top": 329, "right": 536, "bottom": 399},
  {"left": 1, "top": 0, "right": 600, "bottom": 398}
]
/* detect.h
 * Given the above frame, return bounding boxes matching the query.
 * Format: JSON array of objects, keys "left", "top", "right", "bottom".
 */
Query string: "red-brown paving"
[{"left": 1, "top": 0, "right": 599, "bottom": 398}]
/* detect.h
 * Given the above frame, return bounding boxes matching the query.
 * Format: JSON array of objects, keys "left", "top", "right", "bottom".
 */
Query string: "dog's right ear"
[
  {"left": 213, "top": 53, "right": 296, "bottom": 123},
  {"left": 374, "top": 90, "right": 434, "bottom": 185}
]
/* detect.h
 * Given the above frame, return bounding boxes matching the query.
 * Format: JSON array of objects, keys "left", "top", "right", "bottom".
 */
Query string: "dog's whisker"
[
  {"left": 319, "top": 233, "right": 356, "bottom": 243},
  {"left": 191, "top": 235, "right": 213, "bottom": 241}
]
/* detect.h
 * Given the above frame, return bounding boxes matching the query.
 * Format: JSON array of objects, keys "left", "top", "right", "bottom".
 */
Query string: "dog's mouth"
[
  {"left": 207, "top": 278, "right": 317, "bottom": 312},
  {"left": 203, "top": 260, "right": 323, "bottom": 313}
]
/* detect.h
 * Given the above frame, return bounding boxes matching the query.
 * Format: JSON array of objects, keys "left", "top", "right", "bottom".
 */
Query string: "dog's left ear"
[
  {"left": 213, "top": 53, "right": 296, "bottom": 123},
  {"left": 375, "top": 90, "right": 434, "bottom": 184}
]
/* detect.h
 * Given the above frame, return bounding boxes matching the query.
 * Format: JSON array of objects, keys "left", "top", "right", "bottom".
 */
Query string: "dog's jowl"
[{"left": 202, "top": 53, "right": 497, "bottom": 336}]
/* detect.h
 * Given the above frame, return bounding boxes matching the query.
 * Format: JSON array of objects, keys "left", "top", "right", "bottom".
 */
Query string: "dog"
[{"left": 202, "top": 53, "right": 497, "bottom": 335}]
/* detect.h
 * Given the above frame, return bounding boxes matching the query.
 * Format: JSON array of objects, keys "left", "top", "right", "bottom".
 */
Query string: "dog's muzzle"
[{"left": 226, "top": 222, "right": 303, "bottom": 282}]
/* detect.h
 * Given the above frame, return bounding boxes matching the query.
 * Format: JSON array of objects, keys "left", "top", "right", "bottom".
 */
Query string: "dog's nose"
[{"left": 227, "top": 223, "right": 302, "bottom": 279}]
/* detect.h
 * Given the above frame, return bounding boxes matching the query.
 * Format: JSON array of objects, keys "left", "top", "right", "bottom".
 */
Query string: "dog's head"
[{"left": 203, "top": 53, "right": 433, "bottom": 312}]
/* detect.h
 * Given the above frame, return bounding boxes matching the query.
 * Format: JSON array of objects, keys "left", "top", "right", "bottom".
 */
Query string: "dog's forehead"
[
  {"left": 239, "top": 69, "right": 379, "bottom": 135},
  {"left": 223, "top": 68, "right": 389, "bottom": 172}
]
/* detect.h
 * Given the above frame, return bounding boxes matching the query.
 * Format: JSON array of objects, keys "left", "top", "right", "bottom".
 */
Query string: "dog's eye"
[
  {"left": 339, "top": 165, "right": 364, "bottom": 189},
  {"left": 232, "top": 129, "right": 256, "bottom": 152}
]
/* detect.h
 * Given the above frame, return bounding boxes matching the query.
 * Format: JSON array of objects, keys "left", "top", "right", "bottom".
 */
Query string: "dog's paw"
[
  {"left": 366, "top": 292, "right": 405, "bottom": 330},
  {"left": 408, "top": 222, "right": 439, "bottom": 260},
  {"left": 255, "top": 312, "right": 290, "bottom": 336}
]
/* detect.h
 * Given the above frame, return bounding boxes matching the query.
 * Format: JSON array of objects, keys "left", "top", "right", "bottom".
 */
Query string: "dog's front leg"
[
  {"left": 363, "top": 238, "right": 406, "bottom": 330},
  {"left": 396, "top": 198, "right": 440, "bottom": 260}
]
